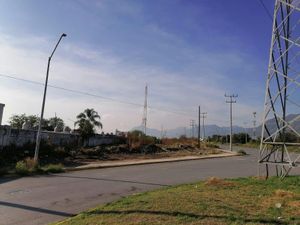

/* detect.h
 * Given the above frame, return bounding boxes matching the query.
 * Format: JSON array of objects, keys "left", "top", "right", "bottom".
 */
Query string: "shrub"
[
  {"left": 205, "top": 143, "right": 219, "bottom": 148},
  {"left": 15, "top": 158, "right": 37, "bottom": 175},
  {"left": 15, "top": 161, "right": 30, "bottom": 175},
  {"left": 15, "top": 159, "right": 64, "bottom": 175},
  {"left": 237, "top": 149, "right": 247, "bottom": 155},
  {"left": 42, "top": 164, "right": 64, "bottom": 173},
  {"left": 24, "top": 157, "right": 36, "bottom": 169},
  {"left": 127, "top": 130, "right": 157, "bottom": 151},
  {"left": 53, "top": 147, "right": 69, "bottom": 157}
]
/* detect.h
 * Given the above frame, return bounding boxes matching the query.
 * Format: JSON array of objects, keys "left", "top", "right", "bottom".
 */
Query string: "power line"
[
  {"left": 0, "top": 73, "right": 142, "bottom": 107},
  {"left": 0, "top": 73, "right": 235, "bottom": 125},
  {"left": 257, "top": 0, "right": 273, "bottom": 21},
  {"left": 0, "top": 72, "right": 200, "bottom": 119}
]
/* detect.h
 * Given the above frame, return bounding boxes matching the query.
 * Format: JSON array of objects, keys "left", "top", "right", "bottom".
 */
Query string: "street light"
[{"left": 34, "top": 33, "right": 67, "bottom": 164}]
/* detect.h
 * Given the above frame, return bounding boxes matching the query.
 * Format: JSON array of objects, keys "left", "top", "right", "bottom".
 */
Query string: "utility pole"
[
  {"left": 160, "top": 125, "right": 165, "bottom": 139},
  {"left": 142, "top": 84, "right": 148, "bottom": 136},
  {"left": 193, "top": 120, "right": 195, "bottom": 138},
  {"left": 226, "top": 132, "right": 229, "bottom": 144},
  {"left": 252, "top": 112, "right": 256, "bottom": 140},
  {"left": 200, "top": 112, "right": 207, "bottom": 140},
  {"left": 243, "top": 122, "right": 248, "bottom": 144},
  {"left": 198, "top": 106, "right": 201, "bottom": 148},
  {"left": 225, "top": 94, "right": 238, "bottom": 151}
]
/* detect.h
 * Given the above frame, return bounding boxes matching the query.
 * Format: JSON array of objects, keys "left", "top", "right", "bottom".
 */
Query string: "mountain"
[
  {"left": 255, "top": 113, "right": 300, "bottom": 137},
  {"left": 131, "top": 125, "right": 251, "bottom": 138},
  {"left": 131, "top": 114, "right": 300, "bottom": 138}
]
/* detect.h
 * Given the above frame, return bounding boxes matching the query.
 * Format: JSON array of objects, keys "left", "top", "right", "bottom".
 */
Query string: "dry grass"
[
  {"left": 288, "top": 201, "right": 300, "bottom": 208},
  {"left": 161, "top": 138, "right": 196, "bottom": 145},
  {"left": 274, "top": 189, "right": 295, "bottom": 198},
  {"left": 76, "top": 142, "right": 223, "bottom": 165},
  {"left": 204, "top": 177, "right": 235, "bottom": 187},
  {"left": 24, "top": 157, "right": 37, "bottom": 170}
]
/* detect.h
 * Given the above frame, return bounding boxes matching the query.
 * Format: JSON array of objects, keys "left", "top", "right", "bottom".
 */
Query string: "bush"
[
  {"left": 237, "top": 149, "right": 247, "bottom": 155},
  {"left": 52, "top": 147, "right": 69, "bottom": 157},
  {"left": 14, "top": 159, "right": 64, "bottom": 175},
  {"left": 127, "top": 130, "right": 157, "bottom": 151},
  {"left": 15, "top": 158, "right": 37, "bottom": 175},
  {"left": 15, "top": 161, "right": 30, "bottom": 175},
  {"left": 42, "top": 164, "right": 64, "bottom": 173},
  {"left": 24, "top": 157, "right": 36, "bottom": 169},
  {"left": 205, "top": 143, "right": 219, "bottom": 148}
]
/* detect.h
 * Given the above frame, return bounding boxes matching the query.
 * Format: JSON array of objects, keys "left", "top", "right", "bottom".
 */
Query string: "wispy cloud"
[{"left": 0, "top": 31, "right": 263, "bottom": 132}]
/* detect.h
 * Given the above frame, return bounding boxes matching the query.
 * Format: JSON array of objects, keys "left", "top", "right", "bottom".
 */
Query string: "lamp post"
[{"left": 34, "top": 33, "right": 67, "bottom": 164}]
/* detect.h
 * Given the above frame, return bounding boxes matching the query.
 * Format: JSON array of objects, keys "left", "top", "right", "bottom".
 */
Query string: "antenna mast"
[{"left": 142, "top": 84, "right": 148, "bottom": 135}]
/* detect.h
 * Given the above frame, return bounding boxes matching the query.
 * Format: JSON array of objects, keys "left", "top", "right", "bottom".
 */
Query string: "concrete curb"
[{"left": 65, "top": 150, "right": 239, "bottom": 172}]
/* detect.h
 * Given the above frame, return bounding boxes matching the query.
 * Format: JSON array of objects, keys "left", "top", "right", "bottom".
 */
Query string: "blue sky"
[{"left": 0, "top": 0, "right": 275, "bottom": 132}]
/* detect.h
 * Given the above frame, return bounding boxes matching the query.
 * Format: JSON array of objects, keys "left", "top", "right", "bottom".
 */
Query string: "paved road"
[{"left": 0, "top": 147, "right": 299, "bottom": 225}]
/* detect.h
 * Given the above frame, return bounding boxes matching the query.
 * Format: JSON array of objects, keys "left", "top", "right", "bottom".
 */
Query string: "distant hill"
[
  {"left": 255, "top": 113, "right": 300, "bottom": 137},
  {"left": 131, "top": 114, "right": 300, "bottom": 138},
  {"left": 131, "top": 125, "right": 250, "bottom": 138}
]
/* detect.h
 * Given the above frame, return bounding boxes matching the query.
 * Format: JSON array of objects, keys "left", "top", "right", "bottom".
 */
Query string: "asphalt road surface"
[{"left": 1, "top": 147, "right": 299, "bottom": 225}]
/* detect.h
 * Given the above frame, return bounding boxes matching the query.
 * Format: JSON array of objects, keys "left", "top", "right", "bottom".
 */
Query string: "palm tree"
[{"left": 75, "top": 109, "right": 102, "bottom": 144}]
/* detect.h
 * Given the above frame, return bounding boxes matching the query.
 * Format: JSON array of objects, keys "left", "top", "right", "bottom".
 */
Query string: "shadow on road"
[
  {"left": 50, "top": 174, "right": 169, "bottom": 187},
  {"left": 0, "top": 176, "right": 20, "bottom": 185},
  {"left": 0, "top": 201, "right": 75, "bottom": 217},
  {"left": 88, "top": 209, "right": 289, "bottom": 225}
]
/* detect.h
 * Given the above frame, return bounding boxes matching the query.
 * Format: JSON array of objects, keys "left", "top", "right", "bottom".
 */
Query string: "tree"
[
  {"left": 27, "top": 115, "right": 39, "bottom": 127},
  {"left": 75, "top": 108, "right": 102, "bottom": 141},
  {"left": 48, "top": 117, "right": 64, "bottom": 131},
  {"left": 232, "top": 133, "right": 251, "bottom": 144},
  {"left": 209, "top": 135, "right": 222, "bottom": 142},
  {"left": 127, "top": 130, "right": 145, "bottom": 147},
  {"left": 129, "top": 130, "right": 145, "bottom": 138},
  {"left": 9, "top": 114, "right": 39, "bottom": 129},
  {"left": 9, "top": 114, "right": 27, "bottom": 129},
  {"left": 9, "top": 114, "right": 65, "bottom": 131}
]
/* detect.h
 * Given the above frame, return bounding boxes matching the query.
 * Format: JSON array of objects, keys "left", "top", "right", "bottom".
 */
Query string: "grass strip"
[{"left": 53, "top": 176, "right": 300, "bottom": 225}]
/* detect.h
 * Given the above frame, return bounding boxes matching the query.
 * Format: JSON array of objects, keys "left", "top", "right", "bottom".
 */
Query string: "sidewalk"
[{"left": 65, "top": 150, "right": 238, "bottom": 172}]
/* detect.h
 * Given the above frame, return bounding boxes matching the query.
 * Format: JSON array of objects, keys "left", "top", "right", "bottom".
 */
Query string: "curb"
[{"left": 65, "top": 150, "right": 239, "bottom": 172}]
